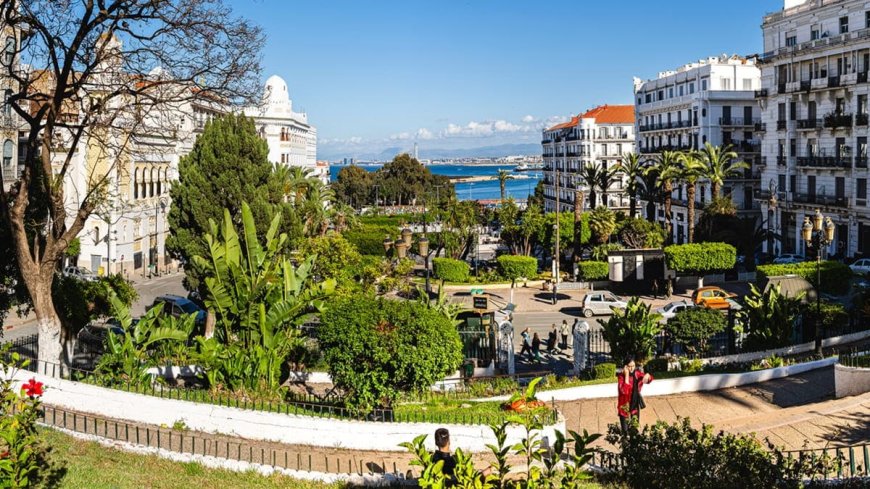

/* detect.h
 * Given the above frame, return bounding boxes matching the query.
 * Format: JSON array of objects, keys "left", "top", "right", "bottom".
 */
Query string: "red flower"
[
  {"left": 21, "top": 378, "right": 43, "bottom": 398},
  {"left": 0, "top": 451, "right": 8, "bottom": 459}
]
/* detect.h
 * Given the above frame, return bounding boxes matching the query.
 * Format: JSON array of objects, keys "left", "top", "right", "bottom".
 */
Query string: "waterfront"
[{"left": 329, "top": 164, "right": 540, "bottom": 201}]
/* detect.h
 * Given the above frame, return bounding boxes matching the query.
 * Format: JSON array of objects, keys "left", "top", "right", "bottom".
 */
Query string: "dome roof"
[{"left": 265, "top": 75, "right": 289, "bottom": 101}]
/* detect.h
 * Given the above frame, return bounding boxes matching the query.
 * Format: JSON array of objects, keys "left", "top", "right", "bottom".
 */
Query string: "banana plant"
[{"left": 601, "top": 297, "right": 663, "bottom": 362}]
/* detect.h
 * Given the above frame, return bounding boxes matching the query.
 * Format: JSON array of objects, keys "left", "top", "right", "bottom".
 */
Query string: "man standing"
[{"left": 560, "top": 319, "right": 570, "bottom": 351}]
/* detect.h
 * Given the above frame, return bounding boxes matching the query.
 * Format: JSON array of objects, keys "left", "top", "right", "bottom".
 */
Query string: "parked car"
[
  {"left": 850, "top": 258, "right": 870, "bottom": 276},
  {"left": 582, "top": 291, "right": 627, "bottom": 317},
  {"left": 76, "top": 319, "right": 126, "bottom": 354},
  {"left": 772, "top": 254, "right": 805, "bottom": 265},
  {"left": 147, "top": 295, "right": 206, "bottom": 326},
  {"left": 655, "top": 300, "right": 695, "bottom": 321},
  {"left": 692, "top": 286, "right": 737, "bottom": 310},
  {"left": 62, "top": 266, "right": 98, "bottom": 282}
]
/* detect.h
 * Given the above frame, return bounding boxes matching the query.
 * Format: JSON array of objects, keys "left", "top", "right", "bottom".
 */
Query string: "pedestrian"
[
  {"left": 546, "top": 324, "right": 557, "bottom": 353},
  {"left": 560, "top": 319, "right": 570, "bottom": 350},
  {"left": 651, "top": 278, "right": 659, "bottom": 299},
  {"left": 432, "top": 428, "right": 491, "bottom": 486},
  {"left": 617, "top": 356, "right": 653, "bottom": 433},
  {"left": 531, "top": 332, "right": 542, "bottom": 363},
  {"left": 519, "top": 328, "right": 532, "bottom": 360}
]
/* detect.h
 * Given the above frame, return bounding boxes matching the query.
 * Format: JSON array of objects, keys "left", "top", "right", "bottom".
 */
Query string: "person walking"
[
  {"left": 617, "top": 356, "right": 653, "bottom": 432},
  {"left": 519, "top": 328, "right": 532, "bottom": 360},
  {"left": 546, "top": 324, "right": 557, "bottom": 354},
  {"left": 531, "top": 332, "right": 542, "bottom": 363},
  {"left": 432, "top": 428, "right": 491, "bottom": 486},
  {"left": 560, "top": 319, "right": 570, "bottom": 351}
]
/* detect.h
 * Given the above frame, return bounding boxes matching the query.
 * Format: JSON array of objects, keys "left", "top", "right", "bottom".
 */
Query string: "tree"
[
  {"left": 666, "top": 308, "right": 727, "bottom": 356},
  {"left": 375, "top": 154, "right": 452, "bottom": 206},
  {"left": 496, "top": 169, "right": 512, "bottom": 203},
  {"left": 647, "top": 151, "right": 682, "bottom": 243},
  {"left": 577, "top": 163, "right": 617, "bottom": 210},
  {"left": 332, "top": 165, "right": 373, "bottom": 208},
  {"left": 637, "top": 168, "right": 660, "bottom": 225},
  {"left": 618, "top": 153, "right": 644, "bottom": 218},
  {"left": 573, "top": 185, "right": 585, "bottom": 266},
  {"left": 588, "top": 206, "right": 616, "bottom": 245},
  {"left": 710, "top": 216, "right": 768, "bottom": 271},
  {"left": 699, "top": 143, "right": 748, "bottom": 199},
  {"left": 167, "top": 114, "right": 299, "bottom": 292},
  {"left": 297, "top": 233, "right": 362, "bottom": 287},
  {"left": 677, "top": 151, "right": 707, "bottom": 243},
  {"left": 601, "top": 297, "right": 663, "bottom": 362},
  {"left": 497, "top": 255, "right": 537, "bottom": 304},
  {"left": 618, "top": 217, "right": 665, "bottom": 249},
  {"left": 738, "top": 284, "right": 803, "bottom": 351},
  {"left": 0, "top": 0, "right": 263, "bottom": 365}
]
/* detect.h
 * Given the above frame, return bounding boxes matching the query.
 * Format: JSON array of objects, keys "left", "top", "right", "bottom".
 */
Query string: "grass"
[
  {"left": 393, "top": 399, "right": 554, "bottom": 425},
  {"left": 40, "top": 427, "right": 348, "bottom": 489}
]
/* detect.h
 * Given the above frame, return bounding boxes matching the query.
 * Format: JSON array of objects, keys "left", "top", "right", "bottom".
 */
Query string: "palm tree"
[
  {"left": 647, "top": 151, "right": 682, "bottom": 243},
  {"left": 618, "top": 152, "right": 644, "bottom": 218},
  {"left": 577, "top": 163, "right": 618, "bottom": 209},
  {"left": 637, "top": 167, "right": 660, "bottom": 224},
  {"left": 677, "top": 151, "right": 706, "bottom": 243},
  {"left": 496, "top": 169, "right": 512, "bottom": 203},
  {"left": 274, "top": 165, "right": 316, "bottom": 204},
  {"left": 573, "top": 184, "right": 585, "bottom": 266},
  {"left": 699, "top": 142, "right": 749, "bottom": 199}
]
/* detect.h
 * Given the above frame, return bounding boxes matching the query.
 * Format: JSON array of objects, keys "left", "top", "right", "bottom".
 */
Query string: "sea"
[{"left": 329, "top": 164, "right": 540, "bottom": 202}]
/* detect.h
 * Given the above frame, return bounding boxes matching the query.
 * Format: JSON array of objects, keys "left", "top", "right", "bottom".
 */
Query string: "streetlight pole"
[
  {"left": 801, "top": 209, "right": 836, "bottom": 355},
  {"left": 553, "top": 133, "right": 563, "bottom": 305}
]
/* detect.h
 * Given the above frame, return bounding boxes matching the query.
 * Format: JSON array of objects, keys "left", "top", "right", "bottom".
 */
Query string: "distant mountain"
[{"left": 319, "top": 143, "right": 541, "bottom": 162}]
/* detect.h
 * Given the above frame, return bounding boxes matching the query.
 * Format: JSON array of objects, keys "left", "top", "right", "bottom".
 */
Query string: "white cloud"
[
  {"left": 522, "top": 115, "right": 537, "bottom": 123},
  {"left": 389, "top": 132, "right": 411, "bottom": 141},
  {"left": 416, "top": 128, "right": 435, "bottom": 140}
]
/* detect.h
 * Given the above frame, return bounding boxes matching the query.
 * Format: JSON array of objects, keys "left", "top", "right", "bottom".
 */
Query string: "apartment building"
[
  {"left": 541, "top": 105, "right": 635, "bottom": 213},
  {"left": 634, "top": 55, "right": 763, "bottom": 244},
  {"left": 0, "top": 20, "right": 21, "bottom": 190},
  {"left": 758, "top": 0, "right": 870, "bottom": 259}
]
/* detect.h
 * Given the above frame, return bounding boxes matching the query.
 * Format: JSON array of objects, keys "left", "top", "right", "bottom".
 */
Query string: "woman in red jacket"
[{"left": 617, "top": 356, "right": 653, "bottom": 432}]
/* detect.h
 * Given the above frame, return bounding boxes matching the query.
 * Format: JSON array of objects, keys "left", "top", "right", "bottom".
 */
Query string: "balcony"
[
  {"left": 719, "top": 117, "right": 760, "bottom": 127},
  {"left": 777, "top": 156, "right": 787, "bottom": 166},
  {"left": 800, "top": 80, "right": 812, "bottom": 92},
  {"left": 856, "top": 156, "right": 868, "bottom": 169},
  {"left": 777, "top": 83, "right": 787, "bottom": 94},
  {"left": 566, "top": 151, "right": 581, "bottom": 157},
  {"left": 754, "top": 122, "right": 767, "bottom": 132},
  {"left": 797, "top": 118, "right": 821, "bottom": 130},
  {"left": 541, "top": 139, "right": 553, "bottom": 145},
  {"left": 861, "top": 72, "right": 869, "bottom": 84},
  {"left": 828, "top": 75, "right": 841, "bottom": 88},
  {"left": 777, "top": 120, "right": 788, "bottom": 131},
  {"left": 542, "top": 153, "right": 555, "bottom": 158},
  {"left": 755, "top": 89, "right": 769, "bottom": 98},
  {"left": 566, "top": 135, "right": 580, "bottom": 142},
  {"left": 796, "top": 156, "right": 851, "bottom": 169},
  {"left": 732, "top": 140, "right": 760, "bottom": 153},
  {"left": 823, "top": 113, "right": 853, "bottom": 129},
  {"left": 792, "top": 193, "right": 848, "bottom": 208},
  {"left": 857, "top": 113, "right": 869, "bottom": 126}
]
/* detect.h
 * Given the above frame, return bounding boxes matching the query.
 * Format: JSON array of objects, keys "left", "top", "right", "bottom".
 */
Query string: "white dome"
[{"left": 263, "top": 75, "right": 292, "bottom": 114}]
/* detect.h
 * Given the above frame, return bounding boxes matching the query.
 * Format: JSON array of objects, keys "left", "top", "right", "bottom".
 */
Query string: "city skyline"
[{"left": 230, "top": 0, "right": 781, "bottom": 159}]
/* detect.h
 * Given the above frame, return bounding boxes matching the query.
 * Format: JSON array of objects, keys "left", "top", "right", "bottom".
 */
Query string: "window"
[
  {"left": 778, "top": 103, "right": 786, "bottom": 121},
  {"left": 2, "top": 37, "right": 13, "bottom": 66},
  {"left": 689, "top": 83, "right": 695, "bottom": 94},
  {"left": 811, "top": 25, "right": 820, "bottom": 40},
  {"left": 836, "top": 97, "right": 846, "bottom": 114},
  {"left": 720, "top": 78, "right": 731, "bottom": 90},
  {"left": 790, "top": 175, "right": 796, "bottom": 192},
  {"left": 701, "top": 108, "right": 707, "bottom": 118},
  {"left": 2, "top": 139, "right": 11, "bottom": 171},
  {"left": 657, "top": 90, "right": 664, "bottom": 101},
  {"left": 779, "top": 174, "right": 786, "bottom": 192},
  {"left": 859, "top": 179, "right": 867, "bottom": 200},
  {"left": 790, "top": 138, "right": 796, "bottom": 157},
  {"left": 702, "top": 79, "right": 708, "bottom": 91},
  {"left": 669, "top": 88, "right": 674, "bottom": 98},
  {"left": 2, "top": 89, "right": 10, "bottom": 118},
  {"left": 860, "top": 95, "right": 868, "bottom": 115},
  {"left": 679, "top": 85, "right": 684, "bottom": 96},
  {"left": 786, "top": 35, "right": 797, "bottom": 47},
  {"left": 866, "top": 11, "right": 870, "bottom": 29},
  {"left": 742, "top": 78, "right": 752, "bottom": 90},
  {"left": 149, "top": 168, "right": 155, "bottom": 197},
  {"left": 133, "top": 168, "right": 139, "bottom": 199},
  {"left": 841, "top": 16, "right": 849, "bottom": 34},
  {"left": 790, "top": 101, "right": 797, "bottom": 120}
]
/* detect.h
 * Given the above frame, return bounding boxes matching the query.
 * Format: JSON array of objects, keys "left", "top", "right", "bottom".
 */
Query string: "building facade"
[
  {"left": 0, "top": 21, "right": 21, "bottom": 190},
  {"left": 244, "top": 75, "right": 323, "bottom": 184},
  {"left": 759, "top": 0, "right": 870, "bottom": 259},
  {"left": 634, "top": 55, "right": 763, "bottom": 244},
  {"left": 541, "top": 105, "right": 635, "bottom": 213}
]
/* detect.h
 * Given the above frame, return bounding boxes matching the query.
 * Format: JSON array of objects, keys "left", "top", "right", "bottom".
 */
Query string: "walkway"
[{"left": 557, "top": 366, "right": 870, "bottom": 451}]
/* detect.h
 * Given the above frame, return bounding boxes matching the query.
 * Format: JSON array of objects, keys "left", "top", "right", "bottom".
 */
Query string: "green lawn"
[{"left": 40, "top": 428, "right": 348, "bottom": 489}]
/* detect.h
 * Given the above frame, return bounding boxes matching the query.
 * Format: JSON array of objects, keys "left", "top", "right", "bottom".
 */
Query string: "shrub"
[
  {"left": 663, "top": 242, "right": 736, "bottom": 274},
  {"left": 666, "top": 308, "right": 727, "bottom": 355},
  {"left": 318, "top": 296, "right": 464, "bottom": 412},
  {"left": 756, "top": 260, "right": 852, "bottom": 296},
  {"left": 605, "top": 418, "right": 837, "bottom": 489},
  {"left": 432, "top": 257, "right": 470, "bottom": 283},
  {"left": 343, "top": 226, "right": 394, "bottom": 256},
  {"left": 297, "top": 233, "right": 362, "bottom": 286},
  {"left": 590, "top": 243, "right": 624, "bottom": 261},
  {"left": 588, "top": 206, "right": 617, "bottom": 245},
  {"left": 591, "top": 362, "right": 616, "bottom": 380},
  {"left": 496, "top": 255, "right": 537, "bottom": 283},
  {"left": 601, "top": 297, "right": 663, "bottom": 362},
  {"left": 643, "top": 357, "right": 669, "bottom": 374},
  {"left": 577, "top": 261, "right": 609, "bottom": 281},
  {"left": 737, "top": 283, "right": 803, "bottom": 351},
  {"left": 618, "top": 217, "right": 665, "bottom": 249}
]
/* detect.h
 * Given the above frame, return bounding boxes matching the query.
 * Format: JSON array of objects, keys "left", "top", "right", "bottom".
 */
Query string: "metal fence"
[{"left": 458, "top": 329, "right": 496, "bottom": 367}]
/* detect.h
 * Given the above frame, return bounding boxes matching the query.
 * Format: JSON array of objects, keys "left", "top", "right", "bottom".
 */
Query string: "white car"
[
  {"left": 62, "top": 266, "right": 98, "bottom": 282},
  {"left": 655, "top": 300, "right": 694, "bottom": 321},
  {"left": 772, "top": 254, "right": 805, "bottom": 265},
  {"left": 850, "top": 258, "right": 870, "bottom": 275},
  {"left": 582, "top": 291, "right": 627, "bottom": 317}
]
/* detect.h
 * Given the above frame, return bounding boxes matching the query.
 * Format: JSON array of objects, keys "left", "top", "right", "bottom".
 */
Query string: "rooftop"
[{"left": 546, "top": 104, "right": 635, "bottom": 131}]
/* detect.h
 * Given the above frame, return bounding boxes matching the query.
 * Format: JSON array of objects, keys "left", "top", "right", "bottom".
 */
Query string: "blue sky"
[{"left": 230, "top": 0, "right": 783, "bottom": 159}]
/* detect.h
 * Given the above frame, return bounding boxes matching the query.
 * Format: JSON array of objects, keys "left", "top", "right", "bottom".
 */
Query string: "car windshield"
[{"left": 178, "top": 301, "right": 199, "bottom": 313}]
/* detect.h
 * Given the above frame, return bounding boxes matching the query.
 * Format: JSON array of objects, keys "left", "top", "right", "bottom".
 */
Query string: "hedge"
[
  {"left": 577, "top": 261, "right": 609, "bottom": 281},
  {"left": 756, "top": 260, "right": 852, "bottom": 296},
  {"left": 433, "top": 257, "right": 470, "bottom": 282},
  {"left": 663, "top": 242, "right": 736, "bottom": 274},
  {"left": 496, "top": 255, "right": 537, "bottom": 282},
  {"left": 344, "top": 226, "right": 394, "bottom": 256}
]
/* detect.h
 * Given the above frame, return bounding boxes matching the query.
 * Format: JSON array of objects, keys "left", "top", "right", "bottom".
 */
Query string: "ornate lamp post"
[{"left": 801, "top": 209, "right": 836, "bottom": 355}]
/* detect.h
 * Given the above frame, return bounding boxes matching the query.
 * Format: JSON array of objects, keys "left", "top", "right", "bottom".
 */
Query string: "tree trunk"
[
  {"left": 629, "top": 196, "right": 636, "bottom": 219},
  {"left": 204, "top": 309, "right": 216, "bottom": 339},
  {"left": 687, "top": 183, "right": 696, "bottom": 243},
  {"left": 589, "top": 191, "right": 597, "bottom": 210},
  {"left": 30, "top": 280, "right": 65, "bottom": 368},
  {"left": 646, "top": 201, "right": 656, "bottom": 224},
  {"left": 573, "top": 189, "right": 584, "bottom": 267},
  {"left": 712, "top": 182, "right": 720, "bottom": 200},
  {"left": 663, "top": 182, "right": 673, "bottom": 243}
]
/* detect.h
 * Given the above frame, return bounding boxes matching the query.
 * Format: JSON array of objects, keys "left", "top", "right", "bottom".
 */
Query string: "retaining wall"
[
  {"left": 702, "top": 330, "right": 870, "bottom": 366},
  {"left": 8, "top": 368, "right": 563, "bottom": 453},
  {"left": 834, "top": 364, "right": 870, "bottom": 398}
]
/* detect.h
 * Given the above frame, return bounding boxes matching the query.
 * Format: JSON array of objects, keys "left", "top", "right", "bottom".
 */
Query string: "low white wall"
[
  {"left": 834, "top": 364, "right": 870, "bottom": 398},
  {"left": 702, "top": 330, "right": 870, "bottom": 366},
  {"left": 479, "top": 357, "right": 837, "bottom": 403},
  {"left": 10, "top": 369, "right": 563, "bottom": 453}
]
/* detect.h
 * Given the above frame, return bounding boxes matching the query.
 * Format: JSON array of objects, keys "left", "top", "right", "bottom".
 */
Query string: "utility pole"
[{"left": 553, "top": 133, "right": 562, "bottom": 305}]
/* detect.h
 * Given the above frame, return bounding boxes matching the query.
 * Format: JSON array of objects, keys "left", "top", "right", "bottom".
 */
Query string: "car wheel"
[{"left": 583, "top": 308, "right": 593, "bottom": 318}]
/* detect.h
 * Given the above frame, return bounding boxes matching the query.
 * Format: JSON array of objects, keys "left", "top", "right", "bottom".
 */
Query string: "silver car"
[
  {"left": 582, "top": 291, "right": 627, "bottom": 317},
  {"left": 62, "top": 266, "right": 98, "bottom": 282},
  {"left": 655, "top": 300, "right": 694, "bottom": 321}
]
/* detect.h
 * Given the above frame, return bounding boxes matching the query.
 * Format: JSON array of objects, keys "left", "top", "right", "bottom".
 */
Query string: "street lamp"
[{"left": 801, "top": 209, "right": 836, "bottom": 355}]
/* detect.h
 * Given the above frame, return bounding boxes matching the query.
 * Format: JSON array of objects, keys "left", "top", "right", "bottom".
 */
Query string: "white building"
[
  {"left": 244, "top": 75, "right": 324, "bottom": 183},
  {"left": 634, "top": 55, "right": 763, "bottom": 244},
  {"left": 758, "top": 0, "right": 870, "bottom": 259},
  {"left": 0, "top": 22, "right": 21, "bottom": 190},
  {"left": 541, "top": 105, "right": 635, "bottom": 213}
]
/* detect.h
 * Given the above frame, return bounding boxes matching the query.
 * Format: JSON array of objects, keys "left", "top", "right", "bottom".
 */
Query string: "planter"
[{"left": 834, "top": 364, "right": 870, "bottom": 398}]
